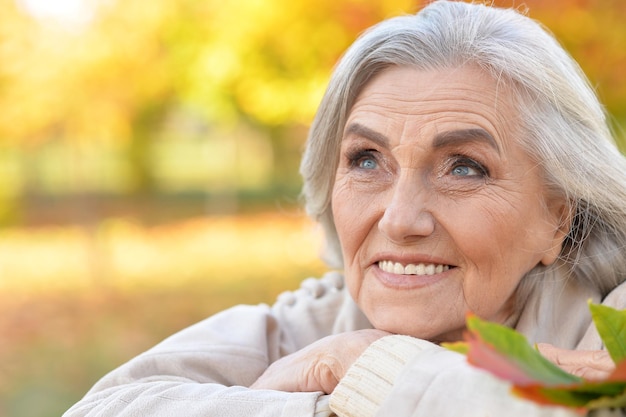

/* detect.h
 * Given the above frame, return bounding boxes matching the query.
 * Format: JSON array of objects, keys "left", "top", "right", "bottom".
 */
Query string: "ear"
[{"left": 540, "top": 198, "right": 573, "bottom": 266}]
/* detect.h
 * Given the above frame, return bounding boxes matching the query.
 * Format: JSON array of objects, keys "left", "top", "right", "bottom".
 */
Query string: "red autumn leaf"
[
  {"left": 462, "top": 314, "right": 582, "bottom": 387},
  {"left": 465, "top": 331, "right": 541, "bottom": 386},
  {"left": 446, "top": 309, "right": 626, "bottom": 411}
]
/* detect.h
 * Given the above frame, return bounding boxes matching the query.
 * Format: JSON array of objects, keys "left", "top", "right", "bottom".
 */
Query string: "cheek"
[
  {"left": 453, "top": 196, "right": 549, "bottom": 319},
  {"left": 331, "top": 177, "right": 380, "bottom": 290},
  {"left": 331, "top": 177, "right": 370, "bottom": 251},
  {"left": 457, "top": 189, "right": 545, "bottom": 259}
]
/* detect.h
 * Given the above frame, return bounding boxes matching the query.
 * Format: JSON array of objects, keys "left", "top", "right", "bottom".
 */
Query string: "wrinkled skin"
[
  {"left": 537, "top": 343, "right": 615, "bottom": 381},
  {"left": 251, "top": 66, "right": 610, "bottom": 393},
  {"left": 332, "top": 65, "right": 569, "bottom": 343},
  {"left": 250, "top": 329, "right": 390, "bottom": 393}
]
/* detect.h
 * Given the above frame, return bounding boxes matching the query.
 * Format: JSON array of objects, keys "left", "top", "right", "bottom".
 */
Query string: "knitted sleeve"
[
  {"left": 330, "top": 335, "right": 578, "bottom": 417},
  {"left": 330, "top": 335, "right": 431, "bottom": 417}
]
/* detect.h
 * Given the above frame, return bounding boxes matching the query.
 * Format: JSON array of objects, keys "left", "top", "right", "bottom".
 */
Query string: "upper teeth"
[{"left": 378, "top": 260, "right": 450, "bottom": 275}]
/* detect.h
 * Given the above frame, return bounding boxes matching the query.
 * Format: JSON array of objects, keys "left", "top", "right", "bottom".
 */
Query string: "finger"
[
  {"left": 536, "top": 343, "right": 559, "bottom": 362},
  {"left": 251, "top": 330, "right": 389, "bottom": 394},
  {"left": 537, "top": 343, "right": 615, "bottom": 376},
  {"left": 558, "top": 364, "right": 613, "bottom": 381}
]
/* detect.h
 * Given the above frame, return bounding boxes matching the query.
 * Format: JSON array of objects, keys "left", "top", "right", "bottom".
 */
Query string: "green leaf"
[
  {"left": 589, "top": 302, "right": 626, "bottom": 364},
  {"left": 441, "top": 341, "right": 469, "bottom": 355},
  {"left": 585, "top": 388, "right": 626, "bottom": 410},
  {"left": 457, "top": 308, "right": 626, "bottom": 410},
  {"left": 514, "top": 380, "right": 626, "bottom": 409},
  {"left": 466, "top": 315, "right": 582, "bottom": 386},
  {"left": 513, "top": 384, "right": 597, "bottom": 408}
]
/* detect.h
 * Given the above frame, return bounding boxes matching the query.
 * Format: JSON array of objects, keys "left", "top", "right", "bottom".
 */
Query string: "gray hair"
[{"left": 299, "top": 0, "right": 626, "bottom": 306}]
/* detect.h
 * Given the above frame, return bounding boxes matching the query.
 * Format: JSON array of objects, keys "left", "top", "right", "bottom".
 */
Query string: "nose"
[{"left": 378, "top": 173, "right": 436, "bottom": 243}]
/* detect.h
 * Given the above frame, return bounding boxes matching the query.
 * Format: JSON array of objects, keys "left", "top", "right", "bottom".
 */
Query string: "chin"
[{"left": 372, "top": 318, "right": 464, "bottom": 344}]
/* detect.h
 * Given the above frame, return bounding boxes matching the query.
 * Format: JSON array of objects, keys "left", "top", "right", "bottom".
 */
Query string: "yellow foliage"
[
  {"left": 0, "top": 0, "right": 420, "bottom": 144},
  {"left": 0, "top": 0, "right": 623, "bottom": 203}
]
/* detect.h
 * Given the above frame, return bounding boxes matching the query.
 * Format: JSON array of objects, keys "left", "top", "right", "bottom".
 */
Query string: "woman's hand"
[
  {"left": 250, "top": 329, "right": 390, "bottom": 394},
  {"left": 537, "top": 343, "right": 615, "bottom": 380}
]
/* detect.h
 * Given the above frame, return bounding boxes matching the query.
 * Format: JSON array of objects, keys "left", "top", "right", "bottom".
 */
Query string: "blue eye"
[
  {"left": 452, "top": 165, "right": 474, "bottom": 176},
  {"left": 358, "top": 158, "right": 378, "bottom": 169},
  {"left": 346, "top": 149, "right": 379, "bottom": 170},
  {"left": 450, "top": 157, "right": 488, "bottom": 177}
]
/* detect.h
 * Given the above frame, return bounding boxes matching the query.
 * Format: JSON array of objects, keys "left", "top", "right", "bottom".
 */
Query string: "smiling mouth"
[{"left": 378, "top": 260, "right": 451, "bottom": 276}]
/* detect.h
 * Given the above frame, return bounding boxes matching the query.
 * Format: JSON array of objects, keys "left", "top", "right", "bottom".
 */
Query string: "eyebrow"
[
  {"left": 344, "top": 123, "right": 390, "bottom": 148},
  {"left": 344, "top": 123, "right": 499, "bottom": 153},
  {"left": 433, "top": 128, "right": 500, "bottom": 153}
]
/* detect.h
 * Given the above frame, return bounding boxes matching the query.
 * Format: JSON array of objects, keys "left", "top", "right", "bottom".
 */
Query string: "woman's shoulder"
[
  {"left": 150, "top": 272, "right": 361, "bottom": 352},
  {"left": 576, "top": 280, "right": 626, "bottom": 350},
  {"left": 273, "top": 271, "right": 346, "bottom": 310},
  {"left": 270, "top": 271, "right": 370, "bottom": 351},
  {"left": 601, "top": 280, "right": 626, "bottom": 310},
  {"left": 151, "top": 271, "right": 348, "bottom": 348}
]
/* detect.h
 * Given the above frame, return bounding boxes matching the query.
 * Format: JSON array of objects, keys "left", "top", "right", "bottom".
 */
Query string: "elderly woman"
[{"left": 64, "top": 1, "right": 626, "bottom": 416}]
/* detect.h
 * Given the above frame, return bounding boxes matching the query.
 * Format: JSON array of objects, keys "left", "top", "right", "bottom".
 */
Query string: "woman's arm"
[
  {"left": 251, "top": 329, "right": 389, "bottom": 393},
  {"left": 63, "top": 304, "right": 335, "bottom": 417},
  {"left": 65, "top": 382, "right": 331, "bottom": 417},
  {"left": 64, "top": 271, "right": 354, "bottom": 417},
  {"left": 330, "top": 335, "right": 579, "bottom": 417}
]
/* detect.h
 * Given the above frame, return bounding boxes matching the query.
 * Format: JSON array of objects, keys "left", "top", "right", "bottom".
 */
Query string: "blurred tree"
[
  {"left": 0, "top": 0, "right": 417, "bottom": 196},
  {"left": 0, "top": 0, "right": 623, "bottom": 203},
  {"left": 523, "top": 0, "right": 626, "bottom": 145}
]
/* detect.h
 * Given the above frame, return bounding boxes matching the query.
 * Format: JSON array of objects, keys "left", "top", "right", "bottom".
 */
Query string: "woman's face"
[{"left": 332, "top": 65, "right": 568, "bottom": 343}]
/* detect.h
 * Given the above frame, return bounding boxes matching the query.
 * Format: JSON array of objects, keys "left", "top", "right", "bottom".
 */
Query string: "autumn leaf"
[
  {"left": 513, "top": 373, "right": 626, "bottom": 410},
  {"left": 446, "top": 306, "right": 626, "bottom": 411},
  {"left": 442, "top": 340, "right": 469, "bottom": 355},
  {"left": 589, "top": 302, "right": 626, "bottom": 364},
  {"left": 463, "top": 314, "right": 582, "bottom": 386}
]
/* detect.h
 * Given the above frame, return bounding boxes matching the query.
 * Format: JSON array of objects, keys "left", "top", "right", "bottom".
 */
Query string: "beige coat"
[{"left": 63, "top": 271, "right": 626, "bottom": 417}]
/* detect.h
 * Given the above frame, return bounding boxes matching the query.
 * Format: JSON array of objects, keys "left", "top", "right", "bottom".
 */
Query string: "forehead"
[{"left": 346, "top": 65, "right": 520, "bottom": 150}]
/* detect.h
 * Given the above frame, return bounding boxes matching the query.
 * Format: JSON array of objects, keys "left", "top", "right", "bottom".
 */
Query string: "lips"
[{"left": 377, "top": 260, "right": 451, "bottom": 275}]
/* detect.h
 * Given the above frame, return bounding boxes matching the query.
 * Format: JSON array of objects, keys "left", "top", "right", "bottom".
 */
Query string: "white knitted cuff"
[{"left": 329, "top": 335, "right": 436, "bottom": 417}]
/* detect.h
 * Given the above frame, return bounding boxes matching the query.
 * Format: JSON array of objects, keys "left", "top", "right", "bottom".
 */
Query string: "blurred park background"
[{"left": 0, "top": 0, "right": 625, "bottom": 416}]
